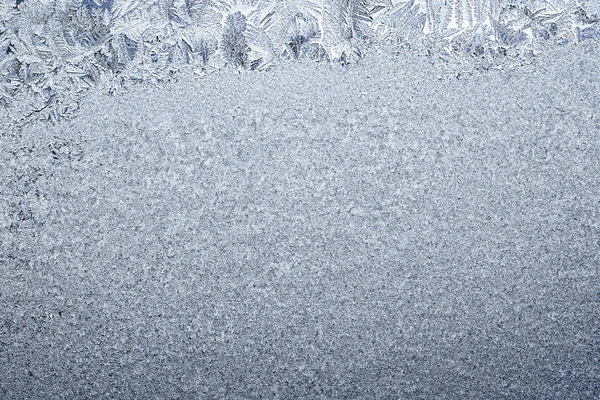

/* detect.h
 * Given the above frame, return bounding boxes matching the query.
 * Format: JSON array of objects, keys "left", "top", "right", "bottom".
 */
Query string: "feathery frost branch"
[{"left": 2, "top": 0, "right": 599, "bottom": 125}]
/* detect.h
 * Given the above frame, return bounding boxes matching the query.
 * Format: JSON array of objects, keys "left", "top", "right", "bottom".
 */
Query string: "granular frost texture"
[{"left": 1, "top": 43, "right": 599, "bottom": 398}]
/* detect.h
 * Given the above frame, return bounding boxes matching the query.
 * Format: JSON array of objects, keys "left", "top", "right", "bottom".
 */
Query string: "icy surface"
[
  {"left": 1, "top": 47, "right": 600, "bottom": 398},
  {"left": 2, "top": 0, "right": 600, "bottom": 125}
]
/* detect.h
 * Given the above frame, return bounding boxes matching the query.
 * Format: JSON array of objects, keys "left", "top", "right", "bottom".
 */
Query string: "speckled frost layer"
[{"left": 1, "top": 48, "right": 599, "bottom": 399}]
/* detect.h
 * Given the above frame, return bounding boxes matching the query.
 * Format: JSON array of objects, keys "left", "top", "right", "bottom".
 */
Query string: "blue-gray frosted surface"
[{"left": 1, "top": 48, "right": 599, "bottom": 398}]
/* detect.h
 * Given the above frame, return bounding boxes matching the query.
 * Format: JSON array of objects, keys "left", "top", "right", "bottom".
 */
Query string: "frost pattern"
[{"left": 1, "top": 0, "right": 599, "bottom": 126}]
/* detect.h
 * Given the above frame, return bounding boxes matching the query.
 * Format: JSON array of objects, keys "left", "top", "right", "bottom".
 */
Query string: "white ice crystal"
[{"left": 0, "top": 0, "right": 599, "bottom": 126}]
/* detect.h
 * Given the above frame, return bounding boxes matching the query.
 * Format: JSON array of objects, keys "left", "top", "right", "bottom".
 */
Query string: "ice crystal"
[{"left": 0, "top": 0, "right": 599, "bottom": 126}]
